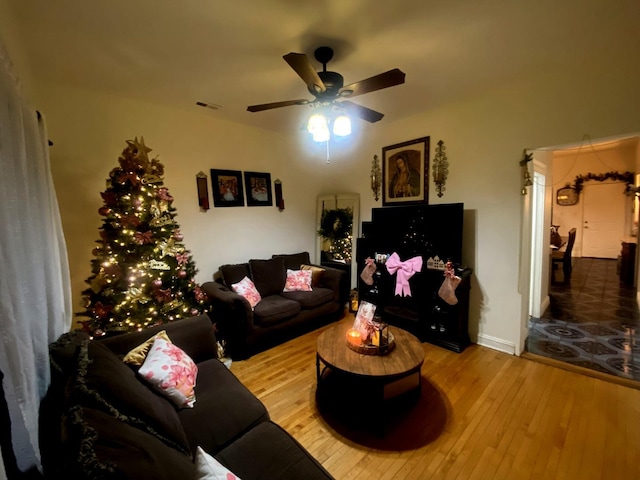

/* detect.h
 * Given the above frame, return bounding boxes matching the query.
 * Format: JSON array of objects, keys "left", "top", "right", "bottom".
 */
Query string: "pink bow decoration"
[{"left": 385, "top": 252, "right": 423, "bottom": 297}]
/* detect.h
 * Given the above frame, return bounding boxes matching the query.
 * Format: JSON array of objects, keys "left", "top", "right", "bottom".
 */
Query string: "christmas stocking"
[
  {"left": 360, "top": 257, "right": 377, "bottom": 285},
  {"left": 438, "top": 262, "right": 461, "bottom": 305}
]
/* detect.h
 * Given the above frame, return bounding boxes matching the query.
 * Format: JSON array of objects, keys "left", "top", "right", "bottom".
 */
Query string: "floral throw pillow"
[
  {"left": 138, "top": 337, "right": 197, "bottom": 408},
  {"left": 194, "top": 446, "right": 242, "bottom": 480},
  {"left": 231, "top": 276, "right": 261, "bottom": 309},
  {"left": 283, "top": 269, "right": 312, "bottom": 292}
]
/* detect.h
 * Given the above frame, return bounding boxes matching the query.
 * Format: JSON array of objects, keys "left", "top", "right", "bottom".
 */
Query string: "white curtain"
[{"left": 0, "top": 39, "right": 72, "bottom": 472}]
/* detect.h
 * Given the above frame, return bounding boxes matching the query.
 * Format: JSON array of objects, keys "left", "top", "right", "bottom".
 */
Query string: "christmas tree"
[{"left": 76, "top": 137, "right": 208, "bottom": 337}]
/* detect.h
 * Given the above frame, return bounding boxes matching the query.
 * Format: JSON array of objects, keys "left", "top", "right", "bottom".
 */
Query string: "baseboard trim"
[
  {"left": 476, "top": 333, "right": 516, "bottom": 355},
  {"left": 522, "top": 351, "right": 640, "bottom": 390}
]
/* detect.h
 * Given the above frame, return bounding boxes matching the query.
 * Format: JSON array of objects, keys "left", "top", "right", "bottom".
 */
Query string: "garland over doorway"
[{"left": 571, "top": 170, "right": 634, "bottom": 194}]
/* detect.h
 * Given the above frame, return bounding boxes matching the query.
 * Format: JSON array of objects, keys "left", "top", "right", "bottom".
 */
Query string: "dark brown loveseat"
[
  {"left": 201, "top": 252, "right": 348, "bottom": 360},
  {"left": 39, "top": 314, "right": 334, "bottom": 479}
]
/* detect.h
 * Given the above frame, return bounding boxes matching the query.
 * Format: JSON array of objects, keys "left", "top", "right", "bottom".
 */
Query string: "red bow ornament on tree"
[{"left": 385, "top": 252, "right": 423, "bottom": 296}]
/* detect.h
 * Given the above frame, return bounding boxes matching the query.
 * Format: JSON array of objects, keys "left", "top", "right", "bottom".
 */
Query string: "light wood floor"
[{"left": 229, "top": 317, "right": 640, "bottom": 479}]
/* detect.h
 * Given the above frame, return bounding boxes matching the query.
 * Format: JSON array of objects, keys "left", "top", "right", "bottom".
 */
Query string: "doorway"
[{"left": 521, "top": 133, "right": 640, "bottom": 382}]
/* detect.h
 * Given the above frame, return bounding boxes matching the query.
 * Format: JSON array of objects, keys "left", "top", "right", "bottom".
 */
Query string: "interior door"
[{"left": 582, "top": 183, "right": 626, "bottom": 258}]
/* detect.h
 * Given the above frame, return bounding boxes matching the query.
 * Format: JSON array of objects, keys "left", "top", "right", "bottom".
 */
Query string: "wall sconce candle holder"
[
  {"left": 433, "top": 140, "right": 448, "bottom": 197},
  {"left": 196, "top": 171, "right": 210, "bottom": 210},
  {"left": 274, "top": 179, "right": 285, "bottom": 211},
  {"left": 371, "top": 154, "right": 381, "bottom": 201}
]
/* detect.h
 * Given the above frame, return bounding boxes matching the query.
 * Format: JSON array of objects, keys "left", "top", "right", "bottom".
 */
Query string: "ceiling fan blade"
[
  {"left": 339, "top": 100, "right": 384, "bottom": 123},
  {"left": 247, "top": 99, "right": 310, "bottom": 112},
  {"left": 339, "top": 68, "right": 405, "bottom": 98},
  {"left": 283, "top": 52, "right": 326, "bottom": 94}
]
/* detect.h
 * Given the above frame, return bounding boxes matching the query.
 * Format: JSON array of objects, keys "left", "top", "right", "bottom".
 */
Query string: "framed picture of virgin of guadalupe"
[{"left": 382, "top": 136, "right": 429, "bottom": 206}]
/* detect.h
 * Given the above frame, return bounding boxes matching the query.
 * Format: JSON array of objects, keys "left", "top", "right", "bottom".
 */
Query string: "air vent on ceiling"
[{"left": 196, "top": 101, "right": 221, "bottom": 110}]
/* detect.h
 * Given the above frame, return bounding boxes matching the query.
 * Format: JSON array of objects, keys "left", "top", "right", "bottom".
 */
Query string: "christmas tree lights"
[{"left": 76, "top": 137, "right": 208, "bottom": 337}]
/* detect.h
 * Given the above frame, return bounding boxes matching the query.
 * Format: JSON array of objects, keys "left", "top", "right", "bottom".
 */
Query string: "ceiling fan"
[{"left": 247, "top": 46, "right": 405, "bottom": 123}]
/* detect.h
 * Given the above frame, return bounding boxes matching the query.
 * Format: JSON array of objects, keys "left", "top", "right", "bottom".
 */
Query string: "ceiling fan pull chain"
[{"left": 326, "top": 140, "right": 330, "bottom": 164}]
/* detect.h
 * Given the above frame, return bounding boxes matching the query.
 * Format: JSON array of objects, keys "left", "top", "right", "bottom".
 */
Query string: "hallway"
[{"left": 526, "top": 257, "right": 640, "bottom": 383}]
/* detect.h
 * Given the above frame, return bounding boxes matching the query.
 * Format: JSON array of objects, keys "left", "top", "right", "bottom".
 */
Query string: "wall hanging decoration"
[
  {"left": 317, "top": 206, "right": 354, "bottom": 262},
  {"left": 274, "top": 179, "right": 284, "bottom": 210},
  {"left": 370, "top": 154, "right": 381, "bottom": 201},
  {"left": 195, "top": 171, "right": 210, "bottom": 210},
  {"left": 382, "top": 136, "right": 430, "bottom": 206},
  {"left": 244, "top": 171, "right": 273, "bottom": 206},
  {"left": 556, "top": 184, "right": 579, "bottom": 206},
  {"left": 432, "top": 139, "right": 449, "bottom": 197},
  {"left": 520, "top": 151, "right": 533, "bottom": 195},
  {"left": 210, "top": 169, "right": 244, "bottom": 207}
]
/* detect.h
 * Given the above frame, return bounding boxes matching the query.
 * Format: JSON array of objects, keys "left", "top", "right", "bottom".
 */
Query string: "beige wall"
[
  {"left": 32, "top": 81, "right": 345, "bottom": 321},
  {"left": 350, "top": 65, "right": 640, "bottom": 352},
  {"left": 3, "top": 8, "right": 640, "bottom": 350}
]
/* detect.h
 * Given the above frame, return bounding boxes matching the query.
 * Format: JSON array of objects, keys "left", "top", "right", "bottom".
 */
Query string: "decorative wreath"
[{"left": 318, "top": 208, "right": 353, "bottom": 241}]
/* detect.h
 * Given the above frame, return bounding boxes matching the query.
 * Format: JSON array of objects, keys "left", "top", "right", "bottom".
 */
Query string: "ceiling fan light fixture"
[
  {"left": 312, "top": 124, "right": 330, "bottom": 142},
  {"left": 333, "top": 114, "right": 351, "bottom": 136},
  {"left": 307, "top": 113, "right": 327, "bottom": 134}
]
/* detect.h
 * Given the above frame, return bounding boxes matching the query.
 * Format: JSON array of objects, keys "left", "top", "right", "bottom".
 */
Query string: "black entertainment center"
[{"left": 356, "top": 203, "right": 472, "bottom": 353}]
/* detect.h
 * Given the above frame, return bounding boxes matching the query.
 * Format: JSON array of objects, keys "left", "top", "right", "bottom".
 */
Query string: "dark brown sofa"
[
  {"left": 39, "top": 314, "right": 334, "bottom": 479},
  {"left": 201, "top": 252, "right": 348, "bottom": 360}
]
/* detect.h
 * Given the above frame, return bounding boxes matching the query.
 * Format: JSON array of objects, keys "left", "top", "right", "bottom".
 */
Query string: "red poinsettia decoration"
[
  {"left": 155, "top": 288, "right": 172, "bottom": 303},
  {"left": 92, "top": 302, "right": 113, "bottom": 319},
  {"left": 121, "top": 214, "right": 141, "bottom": 228},
  {"left": 118, "top": 172, "right": 141, "bottom": 186},
  {"left": 134, "top": 230, "right": 153, "bottom": 245},
  {"left": 100, "top": 191, "right": 118, "bottom": 206},
  {"left": 102, "top": 264, "right": 122, "bottom": 278}
]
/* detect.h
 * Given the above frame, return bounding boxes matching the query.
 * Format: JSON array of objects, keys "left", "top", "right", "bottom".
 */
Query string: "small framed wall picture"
[
  {"left": 244, "top": 171, "right": 273, "bottom": 207},
  {"left": 210, "top": 169, "right": 245, "bottom": 207}
]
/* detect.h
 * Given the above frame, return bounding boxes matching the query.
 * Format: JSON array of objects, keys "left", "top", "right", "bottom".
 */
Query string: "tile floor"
[{"left": 526, "top": 257, "right": 640, "bottom": 382}]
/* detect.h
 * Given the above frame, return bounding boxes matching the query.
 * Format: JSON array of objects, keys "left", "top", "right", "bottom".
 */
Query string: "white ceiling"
[{"left": 6, "top": 0, "right": 640, "bottom": 136}]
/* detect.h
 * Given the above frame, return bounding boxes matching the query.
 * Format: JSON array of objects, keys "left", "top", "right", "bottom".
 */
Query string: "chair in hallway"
[{"left": 551, "top": 227, "right": 577, "bottom": 284}]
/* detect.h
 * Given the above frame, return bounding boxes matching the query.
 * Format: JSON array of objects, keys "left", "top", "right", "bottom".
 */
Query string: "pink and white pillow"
[
  {"left": 194, "top": 446, "right": 242, "bottom": 480},
  {"left": 231, "top": 276, "right": 261, "bottom": 309},
  {"left": 283, "top": 269, "right": 312, "bottom": 292},
  {"left": 138, "top": 337, "right": 197, "bottom": 408}
]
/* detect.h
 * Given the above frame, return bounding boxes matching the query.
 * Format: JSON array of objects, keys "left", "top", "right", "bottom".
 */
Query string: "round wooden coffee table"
[{"left": 316, "top": 320, "right": 425, "bottom": 432}]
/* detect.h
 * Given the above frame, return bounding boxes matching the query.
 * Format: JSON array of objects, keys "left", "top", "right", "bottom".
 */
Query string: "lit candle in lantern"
[{"left": 346, "top": 328, "right": 362, "bottom": 345}]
